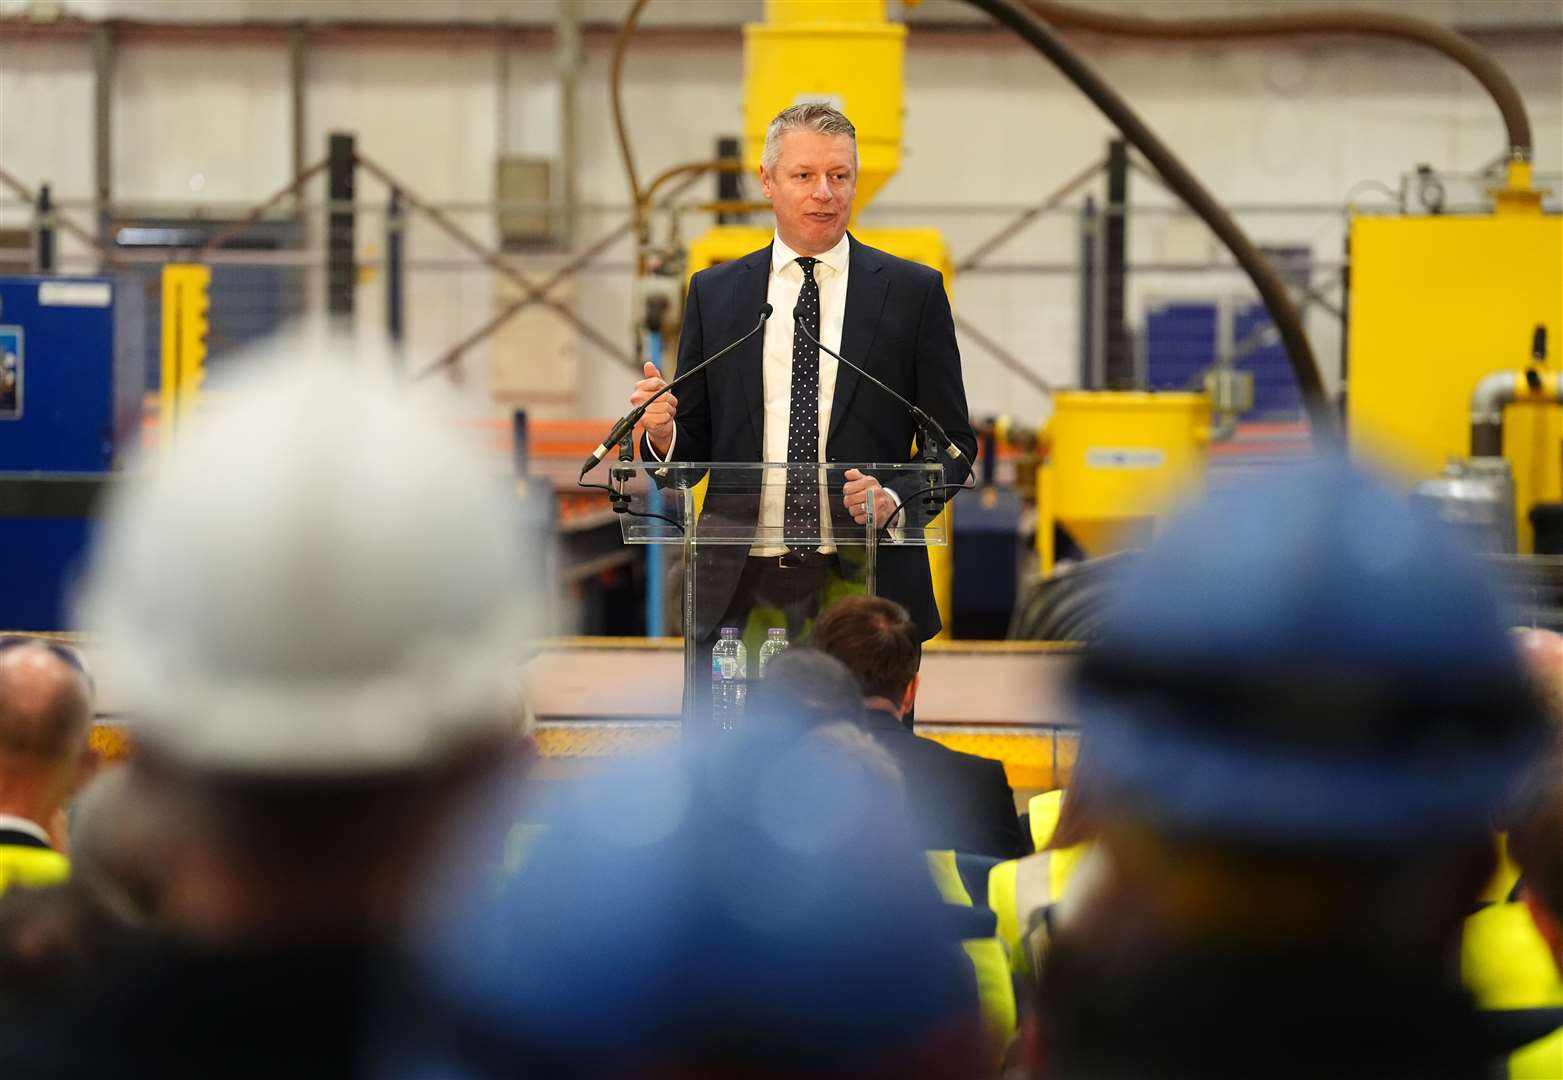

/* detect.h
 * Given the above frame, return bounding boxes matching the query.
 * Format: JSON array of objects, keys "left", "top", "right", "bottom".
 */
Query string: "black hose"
[
  {"left": 1020, "top": 0, "right": 1532, "bottom": 163},
  {"left": 961, "top": 0, "right": 1341, "bottom": 446}
]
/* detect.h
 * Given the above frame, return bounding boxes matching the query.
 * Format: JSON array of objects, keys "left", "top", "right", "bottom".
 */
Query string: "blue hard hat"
[
  {"left": 379, "top": 724, "right": 981, "bottom": 1077},
  {"left": 1072, "top": 458, "right": 1548, "bottom": 850}
]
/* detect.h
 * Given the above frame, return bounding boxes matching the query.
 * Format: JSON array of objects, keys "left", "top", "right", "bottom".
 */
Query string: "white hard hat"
[{"left": 75, "top": 354, "right": 540, "bottom": 776}]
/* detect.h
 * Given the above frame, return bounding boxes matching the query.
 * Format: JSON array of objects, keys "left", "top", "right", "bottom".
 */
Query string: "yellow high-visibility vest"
[{"left": 0, "top": 843, "right": 69, "bottom": 897}]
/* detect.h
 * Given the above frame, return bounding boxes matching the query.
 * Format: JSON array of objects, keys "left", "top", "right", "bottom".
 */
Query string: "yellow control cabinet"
[{"left": 1347, "top": 214, "right": 1563, "bottom": 551}]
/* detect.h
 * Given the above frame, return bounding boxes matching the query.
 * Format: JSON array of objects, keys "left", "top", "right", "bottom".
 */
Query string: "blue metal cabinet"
[{"left": 0, "top": 275, "right": 144, "bottom": 630}]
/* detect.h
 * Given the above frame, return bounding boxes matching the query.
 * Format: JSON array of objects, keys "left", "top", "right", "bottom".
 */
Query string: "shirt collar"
[
  {"left": 0, "top": 813, "right": 51, "bottom": 848},
  {"left": 771, "top": 231, "right": 850, "bottom": 278}
]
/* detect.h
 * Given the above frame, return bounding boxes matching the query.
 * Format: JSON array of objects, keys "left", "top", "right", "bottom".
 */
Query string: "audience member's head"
[
  {"left": 385, "top": 724, "right": 984, "bottom": 1078},
  {"left": 1505, "top": 631, "right": 1563, "bottom": 967},
  {"left": 65, "top": 765, "right": 171, "bottom": 927},
  {"left": 0, "top": 638, "right": 95, "bottom": 845},
  {"left": 810, "top": 595, "right": 921, "bottom": 720},
  {"left": 1515, "top": 627, "right": 1563, "bottom": 727},
  {"left": 745, "top": 647, "right": 865, "bottom": 731},
  {"left": 1505, "top": 739, "right": 1563, "bottom": 971},
  {"left": 72, "top": 357, "right": 540, "bottom": 946},
  {"left": 1034, "top": 461, "right": 1551, "bottom": 1079}
]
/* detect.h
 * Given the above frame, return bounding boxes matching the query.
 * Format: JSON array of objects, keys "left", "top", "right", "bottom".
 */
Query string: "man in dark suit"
[
  {"left": 810, "top": 595, "right": 1026, "bottom": 859},
  {"left": 631, "top": 104, "right": 977, "bottom": 712}
]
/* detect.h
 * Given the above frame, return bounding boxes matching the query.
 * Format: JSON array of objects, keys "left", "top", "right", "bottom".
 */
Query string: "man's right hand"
[{"left": 631, "top": 361, "right": 676, "bottom": 457}]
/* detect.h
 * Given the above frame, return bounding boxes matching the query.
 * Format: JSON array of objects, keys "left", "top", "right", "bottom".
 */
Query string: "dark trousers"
[{"left": 687, "top": 552, "right": 852, "bottom": 735}]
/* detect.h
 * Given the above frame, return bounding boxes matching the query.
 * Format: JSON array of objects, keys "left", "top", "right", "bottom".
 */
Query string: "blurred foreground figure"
[
  {"left": 1031, "top": 462, "right": 1548, "bottom": 1080},
  {"left": 0, "top": 638, "right": 95, "bottom": 896},
  {"left": 383, "top": 716, "right": 990, "bottom": 1078},
  {"left": 0, "top": 359, "right": 536, "bottom": 1079}
]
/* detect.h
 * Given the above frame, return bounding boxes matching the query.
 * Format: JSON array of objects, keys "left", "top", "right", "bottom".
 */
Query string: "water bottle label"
[{"left": 713, "top": 654, "right": 739, "bottom": 680}]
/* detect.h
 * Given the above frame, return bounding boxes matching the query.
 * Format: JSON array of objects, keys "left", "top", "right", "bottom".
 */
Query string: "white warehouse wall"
[{"left": 1, "top": 12, "right": 1559, "bottom": 425}]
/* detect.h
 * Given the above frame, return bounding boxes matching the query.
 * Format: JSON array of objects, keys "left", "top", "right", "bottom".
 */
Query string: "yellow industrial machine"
[
  {"left": 1347, "top": 203, "right": 1562, "bottom": 552},
  {"left": 689, "top": 0, "right": 951, "bottom": 280},
  {"left": 1031, "top": 391, "right": 1214, "bottom": 576}
]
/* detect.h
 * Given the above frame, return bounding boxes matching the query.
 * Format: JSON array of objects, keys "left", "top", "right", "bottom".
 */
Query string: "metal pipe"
[
  {"left": 1078, "top": 194, "right": 1097, "bottom": 388},
  {"left": 386, "top": 189, "right": 405, "bottom": 349},
  {"left": 289, "top": 24, "right": 307, "bottom": 212},
  {"left": 1017, "top": 0, "right": 1533, "bottom": 166},
  {"left": 1471, "top": 370, "right": 1519, "bottom": 457},
  {"left": 1469, "top": 370, "right": 1563, "bottom": 459},
  {"left": 611, "top": 0, "right": 652, "bottom": 268},
  {"left": 92, "top": 25, "right": 113, "bottom": 214},
  {"left": 959, "top": 0, "right": 1339, "bottom": 445},
  {"left": 327, "top": 133, "right": 356, "bottom": 318},
  {"left": 1103, "top": 138, "right": 1131, "bottom": 390},
  {"left": 34, "top": 184, "right": 55, "bottom": 274},
  {"left": 557, "top": 0, "right": 581, "bottom": 249}
]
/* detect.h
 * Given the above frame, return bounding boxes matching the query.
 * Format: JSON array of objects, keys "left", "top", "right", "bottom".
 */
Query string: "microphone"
[
  {"left": 791, "top": 309, "right": 965, "bottom": 463},
  {"left": 580, "top": 304, "right": 773, "bottom": 478}
]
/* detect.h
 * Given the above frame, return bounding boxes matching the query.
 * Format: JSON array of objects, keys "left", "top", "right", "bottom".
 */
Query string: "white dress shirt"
[{"left": 753, "top": 232, "right": 849, "bottom": 555}]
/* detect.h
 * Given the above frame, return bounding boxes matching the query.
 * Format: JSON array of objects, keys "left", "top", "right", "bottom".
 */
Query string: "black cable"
[
  {"left": 877, "top": 476, "right": 980, "bottom": 533},
  {"left": 793, "top": 316, "right": 967, "bottom": 464},
  {"left": 576, "top": 480, "right": 685, "bottom": 534},
  {"left": 960, "top": 0, "right": 1340, "bottom": 448},
  {"left": 579, "top": 305, "right": 773, "bottom": 479}
]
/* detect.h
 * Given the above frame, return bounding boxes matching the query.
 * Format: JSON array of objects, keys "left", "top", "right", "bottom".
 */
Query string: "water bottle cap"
[
  {"left": 719, "top": 627, "right": 739, "bottom": 638},
  {"left": 768, "top": 628, "right": 786, "bottom": 638}
]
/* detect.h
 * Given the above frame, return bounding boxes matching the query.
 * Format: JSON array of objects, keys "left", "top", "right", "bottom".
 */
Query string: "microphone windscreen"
[{"left": 759, "top": 302, "right": 774, "bottom": 319}]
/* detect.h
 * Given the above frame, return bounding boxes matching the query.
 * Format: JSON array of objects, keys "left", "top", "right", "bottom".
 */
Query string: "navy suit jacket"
[
  {"left": 653, "top": 235, "right": 977, "bottom": 641},
  {"left": 859, "top": 706, "right": 1027, "bottom": 859}
]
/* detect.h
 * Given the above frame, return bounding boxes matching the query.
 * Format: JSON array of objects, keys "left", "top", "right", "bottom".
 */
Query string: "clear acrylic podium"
[{"left": 595, "top": 460, "right": 949, "bottom": 728}]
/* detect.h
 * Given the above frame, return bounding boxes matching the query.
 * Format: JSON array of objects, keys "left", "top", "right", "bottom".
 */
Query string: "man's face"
[{"left": 758, "top": 129, "right": 857, "bottom": 257}]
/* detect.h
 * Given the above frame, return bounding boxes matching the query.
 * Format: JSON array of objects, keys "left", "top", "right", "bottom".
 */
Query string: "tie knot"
[{"left": 796, "top": 256, "right": 819, "bottom": 279}]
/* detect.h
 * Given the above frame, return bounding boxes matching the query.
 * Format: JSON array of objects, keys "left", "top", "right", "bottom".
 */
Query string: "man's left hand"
[{"left": 843, "top": 469, "right": 896, "bottom": 526}]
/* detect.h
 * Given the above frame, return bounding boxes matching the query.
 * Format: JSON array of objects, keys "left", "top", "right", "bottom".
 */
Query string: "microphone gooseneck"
[
  {"left": 579, "top": 305, "right": 773, "bottom": 479},
  {"left": 789, "top": 310, "right": 966, "bottom": 463}
]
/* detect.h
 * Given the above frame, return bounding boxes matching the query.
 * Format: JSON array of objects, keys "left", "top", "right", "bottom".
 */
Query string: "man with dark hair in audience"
[
  {"left": 809, "top": 595, "right": 1026, "bottom": 858},
  {"left": 0, "top": 638, "right": 96, "bottom": 898},
  {"left": 0, "top": 358, "right": 540, "bottom": 1078},
  {"left": 1028, "top": 463, "right": 1550, "bottom": 1080}
]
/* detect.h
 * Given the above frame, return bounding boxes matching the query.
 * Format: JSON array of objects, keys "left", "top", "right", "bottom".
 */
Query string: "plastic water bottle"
[
  {"left": 757, "top": 627, "right": 790, "bottom": 678},
  {"left": 711, "top": 626, "right": 748, "bottom": 731}
]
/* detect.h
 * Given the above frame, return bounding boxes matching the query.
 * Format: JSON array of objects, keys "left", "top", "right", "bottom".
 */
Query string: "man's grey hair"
[{"left": 761, "top": 103, "right": 858, "bottom": 173}]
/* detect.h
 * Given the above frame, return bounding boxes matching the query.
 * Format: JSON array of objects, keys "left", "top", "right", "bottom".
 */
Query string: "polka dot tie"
[{"left": 784, "top": 256, "right": 822, "bottom": 554}]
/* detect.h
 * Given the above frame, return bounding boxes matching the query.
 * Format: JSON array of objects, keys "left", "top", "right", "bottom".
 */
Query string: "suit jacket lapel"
[
  {"left": 732, "top": 245, "right": 771, "bottom": 453},
  {"left": 829, "top": 235, "right": 888, "bottom": 447}
]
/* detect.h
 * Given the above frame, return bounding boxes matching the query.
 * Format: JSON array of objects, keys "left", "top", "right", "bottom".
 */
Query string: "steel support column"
[
  {"left": 327, "top": 133, "right": 355, "bottom": 318},
  {"left": 1104, "top": 138, "right": 1132, "bottom": 390}
]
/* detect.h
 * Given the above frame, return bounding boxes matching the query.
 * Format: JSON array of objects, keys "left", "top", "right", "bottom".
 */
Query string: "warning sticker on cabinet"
[
  {"left": 1086, "top": 448, "right": 1166, "bottom": 469},
  {"left": 39, "top": 281, "right": 112, "bottom": 308}
]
